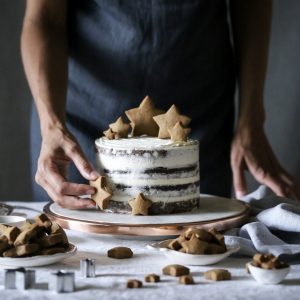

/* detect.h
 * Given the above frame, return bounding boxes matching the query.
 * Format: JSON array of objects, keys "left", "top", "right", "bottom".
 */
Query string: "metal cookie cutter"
[
  {"left": 49, "top": 270, "right": 75, "bottom": 293},
  {"left": 80, "top": 258, "right": 96, "bottom": 278},
  {"left": 4, "top": 268, "right": 36, "bottom": 290}
]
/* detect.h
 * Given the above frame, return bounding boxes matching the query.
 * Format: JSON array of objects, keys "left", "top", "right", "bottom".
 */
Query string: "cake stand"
[{"left": 44, "top": 194, "right": 250, "bottom": 239}]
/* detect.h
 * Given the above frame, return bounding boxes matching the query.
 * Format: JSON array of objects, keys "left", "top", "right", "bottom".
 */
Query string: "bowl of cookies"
[
  {"left": 147, "top": 227, "right": 240, "bottom": 265},
  {"left": 246, "top": 253, "right": 290, "bottom": 285},
  {"left": 0, "top": 213, "right": 76, "bottom": 267}
]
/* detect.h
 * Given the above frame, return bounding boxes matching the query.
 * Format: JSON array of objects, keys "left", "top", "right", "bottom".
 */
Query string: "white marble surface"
[{"left": 0, "top": 202, "right": 300, "bottom": 300}]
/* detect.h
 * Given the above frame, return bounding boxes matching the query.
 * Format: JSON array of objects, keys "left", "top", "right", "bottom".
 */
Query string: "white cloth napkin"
[{"left": 225, "top": 185, "right": 300, "bottom": 262}]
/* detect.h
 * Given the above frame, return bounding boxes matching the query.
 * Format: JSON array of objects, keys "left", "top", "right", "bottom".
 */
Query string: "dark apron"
[{"left": 31, "top": 0, "right": 235, "bottom": 201}]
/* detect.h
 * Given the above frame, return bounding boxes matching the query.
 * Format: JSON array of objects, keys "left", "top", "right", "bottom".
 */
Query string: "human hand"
[
  {"left": 231, "top": 125, "right": 300, "bottom": 200},
  {"left": 35, "top": 125, "right": 99, "bottom": 209}
]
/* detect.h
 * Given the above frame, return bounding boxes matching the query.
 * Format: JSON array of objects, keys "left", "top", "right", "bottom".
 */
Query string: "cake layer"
[
  {"left": 102, "top": 165, "right": 199, "bottom": 179},
  {"left": 105, "top": 198, "right": 200, "bottom": 215},
  {"left": 95, "top": 136, "right": 200, "bottom": 214},
  {"left": 96, "top": 137, "right": 198, "bottom": 169}
]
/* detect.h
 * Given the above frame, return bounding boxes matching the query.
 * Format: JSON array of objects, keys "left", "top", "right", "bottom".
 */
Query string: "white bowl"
[
  {"left": 147, "top": 239, "right": 240, "bottom": 265},
  {"left": 0, "top": 215, "right": 26, "bottom": 227},
  {"left": 247, "top": 262, "right": 290, "bottom": 285}
]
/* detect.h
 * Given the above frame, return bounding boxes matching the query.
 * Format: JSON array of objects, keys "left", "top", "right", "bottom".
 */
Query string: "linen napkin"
[{"left": 224, "top": 185, "right": 300, "bottom": 262}]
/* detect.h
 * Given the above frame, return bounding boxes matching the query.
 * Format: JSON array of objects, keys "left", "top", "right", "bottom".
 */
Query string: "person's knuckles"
[
  {"left": 230, "top": 153, "right": 243, "bottom": 168},
  {"left": 54, "top": 181, "right": 69, "bottom": 196},
  {"left": 65, "top": 141, "right": 81, "bottom": 156},
  {"left": 253, "top": 166, "right": 269, "bottom": 182},
  {"left": 34, "top": 172, "right": 41, "bottom": 185},
  {"left": 64, "top": 184, "right": 91, "bottom": 195},
  {"left": 277, "top": 184, "right": 289, "bottom": 197},
  {"left": 39, "top": 157, "right": 55, "bottom": 174},
  {"left": 80, "top": 162, "right": 93, "bottom": 174},
  {"left": 75, "top": 184, "right": 94, "bottom": 195}
]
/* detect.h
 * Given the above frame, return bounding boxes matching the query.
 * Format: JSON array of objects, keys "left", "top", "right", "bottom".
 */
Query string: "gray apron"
[{"left": 31, "top": 0, "right": 235, "bottom": 201}]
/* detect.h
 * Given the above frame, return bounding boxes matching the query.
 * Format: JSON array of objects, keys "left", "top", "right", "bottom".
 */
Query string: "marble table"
[{"left": 0, "top": 202, "right": 299, "bottom": 300}]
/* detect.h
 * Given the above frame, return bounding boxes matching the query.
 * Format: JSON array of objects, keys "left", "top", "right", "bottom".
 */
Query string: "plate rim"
[
  {"left": 44, "top": 195, "right": 250, "bottom": 228},
  {"left": 0, "top": 243, "right": 77, "bottom": 263}
]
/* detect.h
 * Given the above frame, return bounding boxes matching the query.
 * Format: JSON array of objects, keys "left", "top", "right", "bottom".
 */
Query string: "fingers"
[
  {"left": 245, "top": 155, "right": 289, "bottom": 198},
  {"left": 65, "top": 143, "right": 99, "bottom": 180},
  {"left": 38, "top": 176, "right": 96, "bottom": 209},
  {"left": 231, "top": 159, "right": 247, "bottom": 199},
  {"left": 231, "top": 152, "right": 247, "bottom": 199},
  {"left": 278, "top": 168, "right": 300, "bottom": 201},
  {"left": 36, "top": 159, "right": 96, "bottom": 209},
  {"left": 258, "top": 172, "right": 287, "bottom": 197}
]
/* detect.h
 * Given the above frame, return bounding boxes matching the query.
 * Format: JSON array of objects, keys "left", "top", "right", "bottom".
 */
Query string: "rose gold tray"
[{"left": 44, "top": 195, "right": 250, "bottom": 238}]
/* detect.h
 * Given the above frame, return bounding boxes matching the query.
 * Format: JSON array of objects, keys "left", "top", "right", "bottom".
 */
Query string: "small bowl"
[
  {"left": 247, "top": 262, "right": 290, "bottom": 285},
  {"left": 0, "top": 215, "right": 26, "bottom": 227}
]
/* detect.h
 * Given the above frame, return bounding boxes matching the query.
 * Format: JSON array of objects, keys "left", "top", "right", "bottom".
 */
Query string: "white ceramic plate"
[
  {"left": 147, "top": 239, "right": 240, "bottom": 265},
  {"left": 0, "top": 244, "right": 77, "bottom": 267}
]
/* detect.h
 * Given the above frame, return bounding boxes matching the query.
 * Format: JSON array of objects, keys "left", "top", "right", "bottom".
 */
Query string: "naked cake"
[
  {"left": 91, "top": 96, "right": 200, "bottom": 215},
  {"left": 95, "top": 136, "right": 200, "bottom": 214}
]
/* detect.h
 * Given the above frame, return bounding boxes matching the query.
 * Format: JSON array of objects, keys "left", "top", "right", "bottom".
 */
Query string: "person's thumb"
[
  {"left": 66, "top": 144, "right": 99, "bottom": 180},
  {"left": 232, "top": 160, "right": 247, "bottom": 199}
]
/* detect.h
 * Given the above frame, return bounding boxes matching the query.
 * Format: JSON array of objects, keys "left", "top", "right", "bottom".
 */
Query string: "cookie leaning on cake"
[
  {"left": 89, "top": 96, "right": 200, "bottom": 215},
  {"left": 0, "top": 213, "right": 70, "bottom": 258}
]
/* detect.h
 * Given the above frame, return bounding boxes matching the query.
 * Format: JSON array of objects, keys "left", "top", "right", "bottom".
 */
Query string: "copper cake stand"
[{"left": 44, "top": 194, "right": 250, "bottom": 238}]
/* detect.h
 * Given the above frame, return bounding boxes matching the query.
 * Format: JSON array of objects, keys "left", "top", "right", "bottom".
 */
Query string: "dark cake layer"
[
  {"left": 103, "top": 165, "right": 199, "bottom": 178},
  {"left": 113, "top": 181, "right": 200, "bottom": 193},
  {"left": 104, "top": 198, "right": 200, "bottom": 215}
]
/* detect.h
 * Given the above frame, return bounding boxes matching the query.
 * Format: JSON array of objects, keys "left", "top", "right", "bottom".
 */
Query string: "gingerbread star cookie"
[
  {"left": 125, "top": 95, "right": 164, "bottom": 137},
  {"left": 153, "top": 105, "right": 191, "bottom": 139},
  {"left": 89, "top": 176, "right": 112, "bottom": 210},
  {"left": 109, "top": 116, "right": 130, "bottom": 138},
  {"left": 168, "top": 122, "right": 191, "bottom": 142},
  {"left": 128, "top": 193, "right": 152, "bottom": 216},
  {"left": 181, "top": 236, "right": 210, "bottom": 255},
  {"left": 103, "top": 128, "right": 115, "bottom": 140}
]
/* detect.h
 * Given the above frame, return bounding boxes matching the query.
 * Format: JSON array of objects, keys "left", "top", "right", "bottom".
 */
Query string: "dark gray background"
[{"left": 0, "top": 0, "right": 299, "bottom": 201}]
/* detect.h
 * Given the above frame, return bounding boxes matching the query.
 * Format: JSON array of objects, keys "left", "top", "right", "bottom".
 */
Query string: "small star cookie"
[
  {"left": 103, "top": 128, "right": 115, "bottom": 140},
  {"left": 125, "top": 95, "right": 164, "bottom": 136},
  {"left": 89, "top": 176, "right": 112, "bottom": 210},
  {"left": 128, "top": 193, "right": 152, "bottom": 216},
  {"left": 153, "top": 105, "right": 191, "bottom": 139},
  {"left": 168, "top": 122, "right": 191, "bottom": 142},
  {"left": 109, "top": 116, "right": 130, "bottom": 138},
  {"left": 181, "top": 236, "right": 210, "bottom": 254}
]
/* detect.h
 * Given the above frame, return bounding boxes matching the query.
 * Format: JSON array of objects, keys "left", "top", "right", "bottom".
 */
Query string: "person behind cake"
[{"left": 22, "top": 0, "right": 300, "bottom": 210}]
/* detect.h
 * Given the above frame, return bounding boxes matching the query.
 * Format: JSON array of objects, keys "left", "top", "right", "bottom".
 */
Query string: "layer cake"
[{"left": 95, "top": 136, "right": 200, "bottom": 214}]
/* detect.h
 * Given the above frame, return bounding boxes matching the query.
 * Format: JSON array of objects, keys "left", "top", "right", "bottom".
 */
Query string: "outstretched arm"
[
  {"left": 22, "top": 0, "right": 98, "bottom": 208},
  {"left": 230, "top": 0, "right": 300, "bottom": 200}
]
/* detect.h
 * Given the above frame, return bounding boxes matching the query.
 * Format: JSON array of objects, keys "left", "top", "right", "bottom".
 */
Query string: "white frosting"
[
  {"left": 107, "top": 175, "right": 199, "bottom": 186},
  {"left": 96, "top": 136, "right": 197, "bottom": 150}
]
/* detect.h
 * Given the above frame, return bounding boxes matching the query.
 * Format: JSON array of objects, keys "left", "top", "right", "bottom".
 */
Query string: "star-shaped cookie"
[
  {"left": 103, "top": 128, "right": 115, "bottom": 140},
  {"left": 168, "top": 122, "right": 191, "bottom": 142},
  {"left": 153, "top": 105, "right": 191, "bottom": 139},
  {"left": 181, "top": 236, "right": 210, "bottom": 255},
  {"left": 89, "top": 176, "right": 112, "bottom": 210},
  {"left": 125, "top": 96, "right": 164, "bottom": 137},
  {"left": 109, "top": 116, "right": 130, "bottom": 138},
  {"left": 128, "top": 193, "right": 152, "bottom": 216}
]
